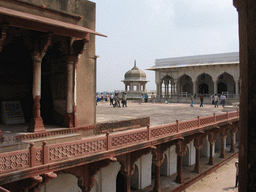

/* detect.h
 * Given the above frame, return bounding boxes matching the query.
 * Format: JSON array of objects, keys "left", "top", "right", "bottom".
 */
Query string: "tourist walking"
[
  {"left": 113, "top": 93, "right": 120, "bottom": 108},
  {"left": 122, "top": 92, "right": 127, "bottom": 107},
  {"left": 200, "top": 94, "right": 204, "bottom": 107},
  {"left": 190, "top": 94, "right": 194, "bottom": 107},
  {"left": 221, "top": 95, "right": 227, "bottom": 108},
  {"left": 214, "top": 94, "right": 219, "bottom": 108},
  {"left": 145, "top": 94, "right": 148, "bottom": 102},
  {"left": 235, "top": 161, "right": 239, "bottom": 187},
  {"left": 110, "top": 94, "right": 114, "bottom": 105},
  {"left": 139, "top": 94, "right": 143, "bottom": 104},
  {"left": 100, "top": 93, "right": 104, "bottom": 102}
]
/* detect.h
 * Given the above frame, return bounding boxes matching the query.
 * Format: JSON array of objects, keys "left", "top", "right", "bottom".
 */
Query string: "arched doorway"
[
  {"left": 116, "top": 171, "right": 125, "bottom": 192},
  {"left": 217, "top": 82, "right": 227, "bottom": 94},
  {"left": 183, "top": 83, "right": 191, "bottom": 93},
  {"left": 179, "top": 74, "right": 193, "bottom": 95},
  {"left": 217, "top": 73, "right": 235, "bottom": 94},
  {"left": 196, "top": 73, "right": 214, "bottom": 95},
  {"left": 199, "top": 83, "right": 209, "bottom": 94}
]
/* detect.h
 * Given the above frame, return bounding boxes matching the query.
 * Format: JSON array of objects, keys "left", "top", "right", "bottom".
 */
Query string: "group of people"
[
  {"left": 190, "top": 93, "right": 227, "bottom": 108},
  {"left": 110, "top": 92, "right": 127, "bottom": 108},
  {"left": 212, "top": 94, "right": 227, "bottom": 108},
  {"left": 139, "top": 94, "right": 149, "bottom": 104}
]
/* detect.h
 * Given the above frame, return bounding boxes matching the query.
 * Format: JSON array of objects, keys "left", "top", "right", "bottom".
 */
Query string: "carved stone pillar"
[
  {"left": 175, "top": 140, "right": 187, "bottom": 184},
  {"left": 164, "top": 82, "right": 168, "bottom": 97},
  {"left": 193, "top": 81, "right": 197, "bottom": 95},
  {"left": 208, "top": 132, "right": 217, "bottom": 165},
  {"left": 64, "top": 56, "right": 75, "bottom": 128},
  {"left": 214, "top": 81, "right": 217, "bottom": 94},
  {"left": 28, "top": 33, "right": 53, "bottom": 132},
  {"left": 193, "top": 134, "right": 205, "bottom": 173},
  {"left": 219, "top": 126, "right": 230, "bottom": 158},
  {"left": 174, "top": 79, "right": 178, "bottom": 95},
  {"left": 152, "top": 145, "right": 165, "bottom": 192},
  {"left": 120, "top": 154, "right": 133, "bottom": 192},
  {"left": 229, "top": 124, "right": 238, "bottom": 153},
  {"left": 156, "top": 83, "right": 160, "bottom": 98},
  {"left": 64, "top": 39, "right": 88, "bottom": 128},
  {"left": 160, "top": 83, "right": 162, "bottom": 98},
  {"left": 235, "top": 80, "right": 239, "bottom": 95}
]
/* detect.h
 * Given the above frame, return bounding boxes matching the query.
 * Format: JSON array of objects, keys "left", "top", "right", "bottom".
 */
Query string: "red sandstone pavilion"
[{"left": 0, "top": 0, "right": 253, "bottom": 192}]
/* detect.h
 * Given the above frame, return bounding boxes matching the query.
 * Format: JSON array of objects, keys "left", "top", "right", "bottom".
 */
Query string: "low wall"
[{"left": 95, "top": 117, "right": 150, "bottom": 134}]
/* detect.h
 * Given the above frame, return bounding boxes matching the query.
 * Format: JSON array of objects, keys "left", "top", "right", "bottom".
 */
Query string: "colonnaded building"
[
  {"left": 0, "top": 1, "right": 241, "bottom": 192},
  {"left": 147, "top": 52, "right": 239, "bottom": 104}
]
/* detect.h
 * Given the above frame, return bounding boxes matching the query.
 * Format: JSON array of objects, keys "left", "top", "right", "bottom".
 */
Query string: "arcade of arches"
[{"left": 157, "top": 72, "right": 239, "bottom": 98}]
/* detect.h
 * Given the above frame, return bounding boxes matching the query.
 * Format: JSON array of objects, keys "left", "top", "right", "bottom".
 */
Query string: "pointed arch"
[
  {"left": 217, "top": 72, "right": 235, "bottom": 94},
  {"left": 196, "top": 73, "right": 214, "bottom": 95},
  {"left": 179, "top": 74, "right": 193, "bottom": 95}
]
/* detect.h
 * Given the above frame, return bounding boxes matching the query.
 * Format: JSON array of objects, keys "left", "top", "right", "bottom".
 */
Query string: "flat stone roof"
[{"left": 147, "top": 52, "right": 239, "bottom": 70}]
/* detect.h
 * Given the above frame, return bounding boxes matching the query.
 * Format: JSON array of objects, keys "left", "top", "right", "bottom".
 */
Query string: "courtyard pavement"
[
  {"left": 96, "top": 101, "right": 238, "bottom": 192},
  {"left": 96, "top": 101, "right": 235, "bottom": 126}
]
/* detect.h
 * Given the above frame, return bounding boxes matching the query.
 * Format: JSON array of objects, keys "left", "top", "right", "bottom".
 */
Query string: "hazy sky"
[{"left": 91, "top": 0, "right": 239, "bottom": 92}]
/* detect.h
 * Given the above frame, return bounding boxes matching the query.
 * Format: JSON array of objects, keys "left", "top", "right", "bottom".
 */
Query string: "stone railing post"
[
  {"left": 30, "top": 143, "right": 36, "bottom": 167},
  {"left": 43, "top": 141, "right": 49, "bottom": 164},
  {"left": 176, "top": 120, "right": 179, "bottom": 133}
]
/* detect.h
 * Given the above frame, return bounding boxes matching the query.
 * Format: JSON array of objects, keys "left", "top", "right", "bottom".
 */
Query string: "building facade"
[{"left": 147, "top": 52, "right": 239, "bottom": 103}]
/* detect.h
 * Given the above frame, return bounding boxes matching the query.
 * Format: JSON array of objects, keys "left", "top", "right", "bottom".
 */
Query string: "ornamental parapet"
[{"left": 0, "top": 110, "right": 239, "bottom": 185}]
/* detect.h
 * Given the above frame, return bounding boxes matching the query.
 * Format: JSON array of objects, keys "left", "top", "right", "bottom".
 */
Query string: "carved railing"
[{"left": 0, "top": 110, "right": 239, "bottom": 174}]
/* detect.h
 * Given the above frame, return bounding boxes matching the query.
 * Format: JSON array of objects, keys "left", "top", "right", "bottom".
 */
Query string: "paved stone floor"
[
  {"left": 96, "top": 101, "right": 235, "bottom": 126},
  {"left": 96, "top": 101, "right": 238, "bottom": 192}
]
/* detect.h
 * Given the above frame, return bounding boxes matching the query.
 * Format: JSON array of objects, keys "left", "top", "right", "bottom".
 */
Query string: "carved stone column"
[
  {"left": 214, "top": 81, "right": 217, "bottom": 94},
  {"left": 28, "top": 33, "right": 53, "bottom": 132},
  {"left": 193, "top": 81, "right": 197, "bottom": 95},
  {"left": 229, "top": 123, "right": 238, "bottom": 153},
  {"left": 208, "top": 132, "right": 217, "bottom": 165},
  {"left": 235, "top": 80, "right": 239, "bottom": 95},
  {"left": 64, "top": 39, "right": 88, "bottom": 128},
  {"left": 64, "top": 56, "right": 75, "bottom": 128},
  {"left": 160, "top": 83, "right": 162, "bottom": 98},
  {"left": 219, "top": 126, "right": 230, "bottom": 158},
  {"left": 175, "top": 140, "right": 187, "bottom": 184},
  {"left": 193, "top": 134, "right": 205, "bottom": 173},
  {"left": 120, "top": 154, "right": 133, "bottom": 192},
  {"left": 152, "top": 145, "right": 165, "bottom": 192}
]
